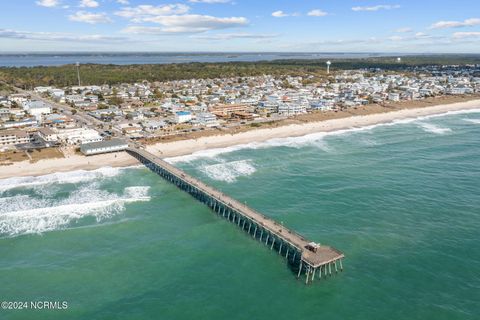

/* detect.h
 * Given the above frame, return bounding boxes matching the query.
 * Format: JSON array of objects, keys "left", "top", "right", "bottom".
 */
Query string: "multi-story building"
[
  {"left": 0, "top": 130, "right": 31, "bottom": 146},
  {"left": 174, "top": 111, "right": 192, "bottom": 123},
  {"left": 278, "top": 103, "right": 306, "bottom": 116},
  {"left": 196, "top": 112, "right": 218, "bottom": 127}
]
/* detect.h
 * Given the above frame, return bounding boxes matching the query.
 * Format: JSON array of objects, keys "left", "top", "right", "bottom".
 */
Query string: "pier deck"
[{"left": 127, "top": 147, "right": 344, "bottom": 283}]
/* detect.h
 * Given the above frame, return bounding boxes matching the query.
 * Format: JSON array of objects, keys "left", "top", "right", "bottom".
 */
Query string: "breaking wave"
[
  {"left": 166, "top": 109, "right": 480, "bottom": 163},
  {"left": 200, "top": 160, "right": 256, "bottom": 183},
  {"left": 463, "top": 118, "right": 480, "bottom": 124},
  {"left": 0, "top": 185, "right": 150, "bottom": 237},
  {"left": 418, "top": 123, "right": 452, "bottom": 135},
  {"left": 0, "top": 167, "right": 124, "bottom": 193}
]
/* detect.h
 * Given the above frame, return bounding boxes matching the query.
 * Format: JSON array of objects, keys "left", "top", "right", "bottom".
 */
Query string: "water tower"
[
  {"left": 326, "top": 61, "right": 332, "bottom": 74},
  {"left": 397, "top": 57, "right": 402, "bottom": 63}
]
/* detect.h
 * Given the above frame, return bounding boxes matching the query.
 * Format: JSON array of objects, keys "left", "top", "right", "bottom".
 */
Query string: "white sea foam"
[
  {"left": 166, "top": 109, "right": 480, "bottom": 163},
  {"left": 200, "top": 160, "right": 256, "bottom": 183},
  {"left": 165, "top": 126, "right": 382, "bottom": 163},
  {"left": 418, "top": 123, "right": 452, "bottom": 135},
  {"left": 0, "top": 185, "right": 150, "bottom": 237},
  {"left": 0, "top": 167, "right": 128, "bottom": 193},
  {"left": 463, "top": 118, "right": 480, "bottom": 124}
]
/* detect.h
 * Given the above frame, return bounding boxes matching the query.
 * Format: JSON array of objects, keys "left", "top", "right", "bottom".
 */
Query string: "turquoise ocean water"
[{"left": 1, "top": 110, "right": 479, "bottom": 319}]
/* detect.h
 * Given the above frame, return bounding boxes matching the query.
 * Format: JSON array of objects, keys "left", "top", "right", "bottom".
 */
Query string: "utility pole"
[{"left": 76, "top": 62, "right": 81, "bottom": 86}]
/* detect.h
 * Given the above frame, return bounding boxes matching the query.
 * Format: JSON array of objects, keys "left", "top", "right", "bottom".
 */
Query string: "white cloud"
[
  {"left": 192, "top": 32, "right": 278, "bottom": 40},
  {"left": 117, "top": 0, "right": 129, "bottom": 4},
  {"left": 79, "top": 0, "right": 99, "bottom": 8},
  {"left": 115, "top": 4, "right": 190, "bottom": 21},
  {"left": 395, "top": 27, "right": 412, "bottom": 33},
  {"left": 189, "top": 0, "right": 231, "bottom": 3},
  {"left": 123, "top": 14, "right": 248, "bottom": 33},
  {"left": 388, "top": 36, "right": 403, "bottom": 41},
  {"left": 453, "top": 32, "right": 480, "bottom": 39},
  {"left": 272, "top": 11, "right": 289, "bottom": 18},
  {"left": 307, "top": 9, "right": 328, "bottom": 17},
  {"left": 36, "top": 0, "right": 60, "bottom": 7},
  {"left": 290, "top": 33, "right": 463, "bottom": 52},
  {"left": 429, "top": 18, "right": 480, "bottom": 29},
  {"left": 121, "top": 26, "right": 166, "bottom": 34},
  {"left": 0, "top": 28, "right": 126, "bottom": 42},
  {"left": 69, "top": 11, "right": 112, "bottom": 24},
  {"left": 116, "top": 3, "right": 247, "bottom": 34},
  {"left": 307, "top": 37, "right": 383, "bottom": 47},
  {"left": 352, "top": 4, "right": 400, "bottom": 12}
]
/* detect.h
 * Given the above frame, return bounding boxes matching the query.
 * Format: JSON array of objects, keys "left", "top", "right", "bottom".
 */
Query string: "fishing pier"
[{"left": 127, "top": 147, "right": 344, "bottom": 284}]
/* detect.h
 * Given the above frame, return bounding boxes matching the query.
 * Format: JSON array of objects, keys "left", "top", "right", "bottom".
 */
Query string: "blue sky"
[{"left": 1, "top": 0, "right": 479, "bottom": 52}]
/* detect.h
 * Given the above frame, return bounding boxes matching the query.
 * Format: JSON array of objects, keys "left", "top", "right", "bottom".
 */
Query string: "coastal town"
[
  {"left": 1, "top": 63, "right": 479, "bottom": 164},
  {"left": 3, "top": 0, "right": 480, "bottom": 317}
]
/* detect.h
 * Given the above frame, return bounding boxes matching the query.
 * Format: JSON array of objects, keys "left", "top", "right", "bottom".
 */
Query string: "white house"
[
  {"left": 142, "top": 120, "right": 166, "bottom": 132},
  {"left": 196, "top": 112, "right": 218, "bottom": 127},
  {"left": 174, "top": 111, "right": 192, "bottom": 124},
  {"left": 34, "top": 86, "right": 53, "bottom": 94},
  {"left": 8, "top": 94, "right": 29, "bottom": 104},
  {"left": 388, "top": 93, "right": 400, "bottom": 101},
  {"left": 49, "top": 89, "right": 65, "bottom": 99},
  {"left": 55, "top": 128, "right": 103, "bottom": 145},
  {"left": 23, "top": 101, "right": 52, "bottom": 117},
  {"left": 36, "top": 127, "right": 58, "bottom": 143},
  {"left": 277, "top": 103, "right": 306, "bottom": 116}
]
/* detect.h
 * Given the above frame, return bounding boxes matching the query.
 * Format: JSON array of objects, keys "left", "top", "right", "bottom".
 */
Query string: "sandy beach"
[{"left": 1, "top": 98, "right": 479, "bottom": 180}]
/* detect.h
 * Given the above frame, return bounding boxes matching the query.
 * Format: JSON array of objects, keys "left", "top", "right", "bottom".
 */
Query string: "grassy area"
[
  {"left": 0, "top": 82, "right": 14, "bottom": 95},
  {"left": 0, "top": 150, "right": 30, "bottom": 164},
  {"left": 0, "top": 147, "right": 64, "bottom": 165},
  {"left": 28, "top": 147, "right": 64, "bottom": 163}
]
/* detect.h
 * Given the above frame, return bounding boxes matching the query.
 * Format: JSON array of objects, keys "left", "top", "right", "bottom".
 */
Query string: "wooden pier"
[{"left": 127, "top": 147, "right": 344, "bottom": 284}]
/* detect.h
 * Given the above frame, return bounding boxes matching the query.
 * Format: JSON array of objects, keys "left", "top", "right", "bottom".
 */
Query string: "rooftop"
[{"left": 80, "top": 138, "right": 128, "bottom": 152}]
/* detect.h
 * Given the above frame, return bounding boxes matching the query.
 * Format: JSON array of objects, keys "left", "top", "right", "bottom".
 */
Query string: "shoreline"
[{"left": 0, "top": 98, "right": 479, "bottom": 180}]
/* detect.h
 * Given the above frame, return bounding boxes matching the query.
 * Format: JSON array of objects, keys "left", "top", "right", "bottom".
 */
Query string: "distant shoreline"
[
  {"left": 0, "top": 52, "right": 380, "bottom": 68},
  {"left": 0, "top": 97, "right": 479, "bottom": 180}
]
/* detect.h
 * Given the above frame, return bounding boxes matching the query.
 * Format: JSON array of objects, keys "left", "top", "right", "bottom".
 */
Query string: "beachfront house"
[
  {"left": 174, "top": 111, "right": 192, "bottom": 124},
  {"left": 196, "top": 112, "right": 218, "bottom": 127},
  {"left": 0, "top": 130, "right": 32, "bottom": 146},
  {"left": 278, "top": 103, "right": 306, "bottom": 116},
  {"left": 142, "top": 120, "right": 167, "bottom": 132},
  {"left": 55, "top": 128, "right": 103, "bottom": 145},
  {"left": 388, "top": 93, "right": 400, "bottom": 101},
  {"left": 36, "top": 127, "right": 58, "bottom": 144}
]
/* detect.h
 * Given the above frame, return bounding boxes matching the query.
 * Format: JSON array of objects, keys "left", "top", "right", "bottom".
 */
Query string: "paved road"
[{"left": 13, "top": 86, "right": 123, "bottom": 136}]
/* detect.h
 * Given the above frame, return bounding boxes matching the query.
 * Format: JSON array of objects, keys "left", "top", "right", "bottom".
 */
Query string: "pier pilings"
[{"left": 127, "top": 148, "right": 344, "bottom": 284}]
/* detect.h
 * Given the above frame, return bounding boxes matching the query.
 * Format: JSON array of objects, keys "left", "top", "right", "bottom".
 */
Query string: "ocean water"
[
  {"left": 0, "top": 52, "right": 381, "bottom": 67},
  {"left": 1, "top": 110, "right": 480, "bottom": 319}
]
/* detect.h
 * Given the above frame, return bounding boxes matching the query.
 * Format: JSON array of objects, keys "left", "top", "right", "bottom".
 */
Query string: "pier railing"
[{"left": 127, "top": 147, "right": 344, "bottom": 284}]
